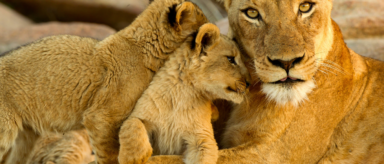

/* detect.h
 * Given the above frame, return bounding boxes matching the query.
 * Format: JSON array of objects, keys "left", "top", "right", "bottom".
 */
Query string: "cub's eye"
[
  {"left": 245, "top": 9, "right": 259, "bottom": 19},
  {"left": 227, "top": 56, "right": 237, "bottom": 65},
  {"left": 299, "top": 2, "right": 313, "bottom": 13}
]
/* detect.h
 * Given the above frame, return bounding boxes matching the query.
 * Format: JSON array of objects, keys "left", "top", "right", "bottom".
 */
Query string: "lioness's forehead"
[
  {"left": 235, "top": 0, "right": 332, "bottom": 20},
  {"left": 246, "top": 0, "right": 327, "bottom": 5},
  {"left": 240, "top": 0, "right": 328, "bottom": 9}
]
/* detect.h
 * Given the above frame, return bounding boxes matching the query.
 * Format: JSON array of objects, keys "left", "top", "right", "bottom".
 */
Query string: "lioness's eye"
[
  {"left": 299, "top": 2, "right": 313, "bottom": 13},
  {"left": 227, "top": 56, "right": 237, "bottom": 65},
  {"left": 245, "top": 9, "right": 259, "bottom": 19}
]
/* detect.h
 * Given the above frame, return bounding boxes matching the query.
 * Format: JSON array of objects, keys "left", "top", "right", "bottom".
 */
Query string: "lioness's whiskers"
[
  {"left": 322, "top": 60, "right": 346, "bottom": 70},
  {"left": 316, "top": 58, "right": 343, "bottom": 69},
  {"left": 320, "top": 64, "right": 345, "bottom": 75},
  {"left": 311, "top": 77, "right": 318, "bottom": 88},
  {"left": 253, "top": 79, "right": 261, "bottom": 87},
  {"left": 323, "top": 61, "right": 350, "bottom": 75},
  {"left": 320, "top": 67, "right": 338, "bottom": 75},
  {"left": 318, "top": 69, "right": 329, "bottom": 75},
  {"left": 315, "top": 58, "right": 348, "bottom": 75}
]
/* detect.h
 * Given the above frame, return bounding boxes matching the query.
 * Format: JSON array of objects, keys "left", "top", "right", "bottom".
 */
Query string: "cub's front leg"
[
  {"left": 183, "top": 130, "right": 219, "bottom": 164},
  {"left": 83, "top": 106, "right": 129, "bottom": 164},
  {"left": 118, "top": 117, "right": 152, "bottom": 164}
]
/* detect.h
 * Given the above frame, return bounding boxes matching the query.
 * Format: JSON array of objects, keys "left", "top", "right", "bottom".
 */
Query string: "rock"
[
  {"left": 346, "top": 39, "right": 384, "bottom": 61},
  {"left": 0, "top": 0, "right": 149, "bottom": 30},
  {"left": 332, "top": 0, "right": 384, "bottom": 39},
  {"left": 215, "top": 17, "right": 229, "bottom": 35},
  {"left": 0, "top": 22, "right": 115, "bottom": 54},
  {"left": 1, "top": 0, "right": 227, "bottom": 30},
  {"left": 190, "top": 0, "right": 227, "bottom": 22},
  {"left": 0, "top": 2, "right": 32, "bottom": 31}
]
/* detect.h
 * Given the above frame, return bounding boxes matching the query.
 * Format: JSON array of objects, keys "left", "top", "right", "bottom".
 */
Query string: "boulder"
[
  {"left": 1, "top": 0, "right": 228, "bottom": 30},
  {"left": 190, "top": 0, "right": 227, "bottom": 22},
  {"left": 0, "top": 3, "right": 32, "bottom": 31},
  {"left": 0, "top": 22, "right": 115, "bottom": 54},
  {"left": 0, "top": 0, "right": 149, "bottom": 30},
  {"left": 215, "top": 17, "right": 229, "bottom": 35},
  {"left": 332, "top": 0, "right": 384, "bottom": 39},
  {"left": 346, "top": 39, "right": 384, "bottom": 61}
]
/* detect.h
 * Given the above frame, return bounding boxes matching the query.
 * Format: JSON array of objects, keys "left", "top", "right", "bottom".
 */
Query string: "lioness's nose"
[{"left": 268, "top": 55, "right": 304, "bottom": 72}]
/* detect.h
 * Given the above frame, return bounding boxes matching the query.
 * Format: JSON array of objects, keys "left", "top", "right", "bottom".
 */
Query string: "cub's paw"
[
  {"left": 118, "top": 143, "right": 152, "bottom": 164},
  {"left": 145, "top": 155, "right": 184, "bottom": 164}
]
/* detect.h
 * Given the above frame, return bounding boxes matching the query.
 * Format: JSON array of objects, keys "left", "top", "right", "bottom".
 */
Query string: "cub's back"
[{"left": 0, "top": 35, "right": 105, "bottom": 132}]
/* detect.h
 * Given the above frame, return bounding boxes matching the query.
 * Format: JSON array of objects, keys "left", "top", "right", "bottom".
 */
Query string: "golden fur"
[
  {"left": 145, "top": 0, "right": 384, "bottom": 163},
  {"left": 0, "top": 0, "right": 208, "bottom": 163},
  {"left": 1, "top": 126, "right": 39, "bottom": 164},
  {"left": 118, "top": 23, "right": 250, "bottom": 164},
  {"left": 26, "top": 130, "right": 94, "bottom": 164}
]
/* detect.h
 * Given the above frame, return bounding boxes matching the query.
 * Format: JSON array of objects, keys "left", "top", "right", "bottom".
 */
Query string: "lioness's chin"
[{"left": 261, "top": 80, "right": 316, "bottom": 107}]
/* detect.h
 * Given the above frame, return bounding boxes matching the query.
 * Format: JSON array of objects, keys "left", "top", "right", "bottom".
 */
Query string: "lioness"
[
  {"left": 146, "top": 0, "right": 384, "bottom": 163},
  {"left": 0, "top": 0, "right": 208, "bottom": 163},
  {"left": 118, "top": 23, "right": 250, "bottom": 164}
]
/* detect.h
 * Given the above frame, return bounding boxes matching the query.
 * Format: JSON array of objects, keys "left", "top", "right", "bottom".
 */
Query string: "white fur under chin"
[{"left": 261, "top": 80, "right": 316, "bottom": 107}]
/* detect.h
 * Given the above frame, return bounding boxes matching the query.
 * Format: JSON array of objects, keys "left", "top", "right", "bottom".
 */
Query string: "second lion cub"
[{"left": 118, "top": 23, "right": 250, "bottom": 164}]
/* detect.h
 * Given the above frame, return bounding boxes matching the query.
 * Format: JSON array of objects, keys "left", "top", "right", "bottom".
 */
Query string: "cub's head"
[
  {"left": 220, "top": 0, "right": 335, "bottom": 106},
  {"left": 146, "top": 0, "right": 209, "bottom": 50},
  {"left": 185, "top": 23, "right": 251, "bottom": 104}
]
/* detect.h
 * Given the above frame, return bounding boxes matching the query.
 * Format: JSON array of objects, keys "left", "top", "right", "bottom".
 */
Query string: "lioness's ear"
[
  {"left": 195, "top": 23, "right": 220, "bottom": 52},
  {"left": 174, "top": 2, "right": 208, "bottom": 35}
]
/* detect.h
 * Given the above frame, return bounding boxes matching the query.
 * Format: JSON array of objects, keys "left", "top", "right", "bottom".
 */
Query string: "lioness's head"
[
  {"left": 220, "top": 0, "right": 334, "bottom": 106},
  {"left": 182, "top": 23, "right": 251, "bottom": 104}
]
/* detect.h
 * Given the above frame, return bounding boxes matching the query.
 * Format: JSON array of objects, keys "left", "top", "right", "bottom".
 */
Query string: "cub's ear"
[
  {"left": 173, "top": 2, "right": 208, "bottom": 35},
  {"left": 195, "top": 23, "right": 221, "bottom": 52}
]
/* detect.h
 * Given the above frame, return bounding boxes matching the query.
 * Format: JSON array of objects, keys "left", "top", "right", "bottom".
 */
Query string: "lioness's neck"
[{"left": 313, "top": 20, "right": 354, "bottom": 87}]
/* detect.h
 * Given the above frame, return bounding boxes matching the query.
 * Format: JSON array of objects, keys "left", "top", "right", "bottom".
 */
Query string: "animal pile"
[{"left": 0, "top": 0, "right": 249, "bottom": 164}]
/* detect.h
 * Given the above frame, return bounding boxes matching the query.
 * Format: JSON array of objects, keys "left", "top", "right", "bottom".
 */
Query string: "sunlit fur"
[
  {"left": 0, "top": 1, "right": 208, "bottom": 163},
  {"left": 26, "top": 130, "right": 94, "bottom": 164},
  {"left": 118, "top": 23, "right": 250, "bottom": 164},
  {"left": 145, "top": 0, "right": 384, "bottom": 163},
  {"left": 218, "top": 0, "right": 334, "bottom": 106},
  {"left": 261, "top": 80, "right": 316, "bottom": 107}
]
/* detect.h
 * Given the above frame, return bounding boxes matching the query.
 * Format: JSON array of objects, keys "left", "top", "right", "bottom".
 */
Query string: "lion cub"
[
  {"left": 0, "top": 1, "right": 208, "bottom": 163},
  {"left": 26, "top": 130, "right": 94, "bottom": 164},
  {"left": 118, "top": 23, "right": 250, "bottom": 164}
]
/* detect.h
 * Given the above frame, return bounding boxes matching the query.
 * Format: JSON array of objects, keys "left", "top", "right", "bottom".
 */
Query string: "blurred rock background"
[{"left": 0, "top": 0, "right": 383, "bottom": 60}]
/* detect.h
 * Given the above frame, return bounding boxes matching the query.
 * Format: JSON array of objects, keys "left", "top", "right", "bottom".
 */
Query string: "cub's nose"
[
  {"left": 246, "top": 81, "right": 250, "bottom": 88},
  {"left": 267, "top": 55, "right": 304, "bottom": 72}
]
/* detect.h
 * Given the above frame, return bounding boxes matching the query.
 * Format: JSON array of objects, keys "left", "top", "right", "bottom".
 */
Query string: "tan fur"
[
  {"left": 1, "top": 126, "right": 40, "bottom": 164},
  {"left": 26, "top": 130, "right": 94, "bottom": 164},
  {"left": 0, "top": 1, "right": 208, "bottom": 163},
  {"left": 146, "top": 0, "right": 384, "bottom": 163},
  {"left": 118, "top": 23, "right": 250, "bottom": 164}
]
